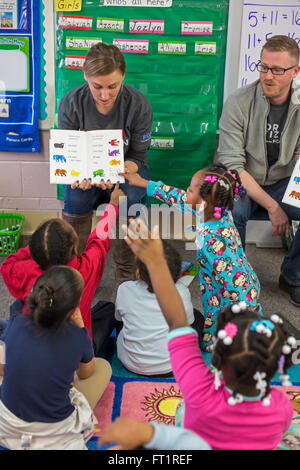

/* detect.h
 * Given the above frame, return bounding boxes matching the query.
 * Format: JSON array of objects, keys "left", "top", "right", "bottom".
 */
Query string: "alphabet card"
[
  {"left": 282, "top": 155, "right": 300, "bottom": 208},
  {"left": 49, "top": 128, "right": 125, "bottom": 185}
]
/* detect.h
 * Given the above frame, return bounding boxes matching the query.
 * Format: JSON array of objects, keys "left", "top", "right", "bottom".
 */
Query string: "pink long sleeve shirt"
[{"left": 168, "top": 328, "right": 293, "bottom": 450}]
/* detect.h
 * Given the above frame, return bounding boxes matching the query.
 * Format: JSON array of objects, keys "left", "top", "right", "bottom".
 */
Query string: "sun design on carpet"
[{"left": 141, "top": 386, "right": 182, "bottom": 425}]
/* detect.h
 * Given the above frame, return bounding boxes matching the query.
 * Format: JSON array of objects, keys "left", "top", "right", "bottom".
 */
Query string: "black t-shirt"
[
  {"left": 58, "top": 83, "right": 153, "bottom": 168},
  {"left": 266, "top": 97, "right": 290, "bottom": 167}
]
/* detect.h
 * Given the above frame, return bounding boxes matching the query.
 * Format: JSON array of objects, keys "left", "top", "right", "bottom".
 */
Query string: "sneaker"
[{"left": 279, "top": 275, "right": 300, "bottom": 308}]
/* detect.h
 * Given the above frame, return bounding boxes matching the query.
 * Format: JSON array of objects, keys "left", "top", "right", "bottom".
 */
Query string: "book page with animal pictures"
[
  {"left": 282, "top": 155, "right": 300, "bottom": 209},
  {"left": 86, "top": 129, "right": 124, "bottom": 184},
  {"left": 49, "top": 129, "right": 124, "bottom": 185}
]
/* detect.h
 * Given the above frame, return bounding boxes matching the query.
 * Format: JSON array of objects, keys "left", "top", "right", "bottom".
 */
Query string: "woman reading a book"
[{"left": 58, "top": 42, "right": 153, "bottom": 296}]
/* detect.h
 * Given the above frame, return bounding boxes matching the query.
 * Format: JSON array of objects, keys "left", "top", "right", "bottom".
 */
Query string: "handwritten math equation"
[{"left": 238, "top": 4, "right": 300, "bottom": 88}]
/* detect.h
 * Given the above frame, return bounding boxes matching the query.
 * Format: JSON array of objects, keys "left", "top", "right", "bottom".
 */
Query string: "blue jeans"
[
  {"left": 232, "top": 177, "right": 300, "bottom": 285},
  {"left": 63, "top": 165, "right": 150, "bottom": 216}
]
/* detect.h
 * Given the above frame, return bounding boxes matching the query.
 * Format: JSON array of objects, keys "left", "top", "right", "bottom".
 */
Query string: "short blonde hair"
[{"left": 83, "top": 42, "right": 126, "bottom": 77}]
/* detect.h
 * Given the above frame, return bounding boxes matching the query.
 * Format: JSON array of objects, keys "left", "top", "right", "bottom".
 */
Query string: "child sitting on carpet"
[
  {"left": 115, "top": 240, "right": 204, "bottom": 377},
  {"left": 0, "top": 184, "right": 124, "bottom": 353},
  {"left": 121, "top": 218, "right": 296, "bottom": 450},
  {"left": 0, "top": 266, "right": 112, "bottom": 450},
  {"left": 120, "top": 163, "right": 262, "bottom": 352}
]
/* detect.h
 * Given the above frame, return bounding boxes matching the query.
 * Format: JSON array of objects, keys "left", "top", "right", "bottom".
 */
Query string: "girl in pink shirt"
[{"left": 122, "top": 218, "right": 296, "bottom": 451}]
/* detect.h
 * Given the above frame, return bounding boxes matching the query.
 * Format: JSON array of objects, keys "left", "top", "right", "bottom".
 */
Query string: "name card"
[
  {"left": 59, "top": 15, "right": 93, "bottom": 29},
  {"left": 158, "top": 41, "right": 186, "bottom": 54},
  {"left": 129, "top": 19, "right": 165, "bottom": 33},
  {"left": 66, "top": 37, "right": 102, "bottom": 49},
  {"left": 195, "top": 42, "right": 216, "bottom": 54},
  {"left": 181, "top": 21, "right": 213, "bottom": 35},
  {"left": 97, "top": 18, "right": 124, "bottom": 31},
  {"left": 65, "top": 55, "right": 85, "bottom": 68},
  {"left": 113, "top": 38, "right": 149, "bottom": 53}
]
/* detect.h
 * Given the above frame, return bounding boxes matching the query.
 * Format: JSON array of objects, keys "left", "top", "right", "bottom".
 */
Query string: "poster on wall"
[
  {"left": 238, "top": 0, "right": 300, "bottom": 88},
  {"left": 0, "top": 0, "right": 40, "bottom": 152}
]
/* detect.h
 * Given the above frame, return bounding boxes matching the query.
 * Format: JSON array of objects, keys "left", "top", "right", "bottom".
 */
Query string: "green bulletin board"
[{"left": 55, "top": 0, "right": 229, "bottom": 199}]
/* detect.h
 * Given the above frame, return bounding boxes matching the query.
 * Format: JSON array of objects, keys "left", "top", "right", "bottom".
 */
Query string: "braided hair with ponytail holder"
[
  {"left": 200, "top": 163, "right": 246, "bottom": 219},
  {"left": 211, "top": 303, "right": 296, "bottom": 406}
]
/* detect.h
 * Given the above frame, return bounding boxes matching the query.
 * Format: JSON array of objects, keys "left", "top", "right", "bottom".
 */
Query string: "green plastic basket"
[{"left": 0, "top": 213, "right": 25, "bottom": 257}]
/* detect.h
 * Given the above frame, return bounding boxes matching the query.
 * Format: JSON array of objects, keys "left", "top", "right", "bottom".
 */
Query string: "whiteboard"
[{"left": 238, "top": 0, "right": 300, "bottom": 88}]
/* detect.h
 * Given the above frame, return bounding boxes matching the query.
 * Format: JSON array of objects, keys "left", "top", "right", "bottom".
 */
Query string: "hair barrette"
[
  {"left": 214, "top": 206, "right": 222, "bottom": 219},
  {"left": 253, "top": 371, "right": 267, "bottom": 392},
  {"left": 227, "top": 170, "right": 237, "bottom": 180},
  {"left": 49, "top": 297, "right": 53, "bottom": 308},
  {"left": 228, "top": 393, "right": 243, "bottom": 406},
  {"left": 204, "top": 175, "right": 217, "bottom": 183},
  {"left": 250, "top": 319, "right": 274, "bottom": 338},
  {"left": 231, "top": 301, "right": 247, "bottom": 314},
  {"left": 262, "top": 395, "right": 271, "bottom": 406},
  {"left": 282, "top": 336, "right": 297, "bottom": 355},
  {"left": 279, "top": 374, "right": 292, "bottom": 387},
  {"left": 270, "top": 314, "right": 283, "bottom": 324},
  {"left": 218, "top": 180, "right": 230, "bottom": 190},
  {"left": 217, "top": 322, "right": 238, "bottom": 346}
]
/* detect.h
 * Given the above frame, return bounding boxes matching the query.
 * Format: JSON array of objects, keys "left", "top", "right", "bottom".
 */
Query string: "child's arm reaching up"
[{"left": 122, "top": 219, "right": 189, "bottom": 331}]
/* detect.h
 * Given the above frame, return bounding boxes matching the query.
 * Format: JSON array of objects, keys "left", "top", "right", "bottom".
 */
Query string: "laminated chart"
[
  {"left": 0, "top": 0, "right": 40, "bottom": 152},
  {"left": 55, "top": 0, "right": 229, "bottom": 197},
  {"left": 238, "top": 0, "right": 300, "bottom": 88}
]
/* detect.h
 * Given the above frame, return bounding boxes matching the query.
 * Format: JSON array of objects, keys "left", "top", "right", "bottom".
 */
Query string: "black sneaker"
[{"left": 279, "top": 274, "right": 300, "bottom": 308}]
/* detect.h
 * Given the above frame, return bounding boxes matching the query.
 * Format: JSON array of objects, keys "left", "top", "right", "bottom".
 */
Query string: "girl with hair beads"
[
  {"left": 121, "top": 163, "right": 262, "bottom": 351},
  {"left": 0, "top": 185, "right": 123, "bottom": 352},
  {"left": 122, "top": 219, "right": 296, "bottom": 450},
  {"left": 0, "top": 266, "right": 112, "bottom": 450}
]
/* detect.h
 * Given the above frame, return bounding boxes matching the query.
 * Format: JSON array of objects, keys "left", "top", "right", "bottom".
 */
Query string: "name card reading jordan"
[
  {"left": 113, "top": 38, "right": 149, "bottom": 53},
  {"left": 129, "top": 19, "right": 165, "bottom": 33},
  {"left": 181, "top": 21, "right": 213, "bottom": 35}
]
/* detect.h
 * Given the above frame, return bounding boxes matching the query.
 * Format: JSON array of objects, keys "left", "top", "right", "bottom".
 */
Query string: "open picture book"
[
  {"left": 49, "top": 129, "right": 125, "bottom": 185},
  {"left": 282, "top": 155, "right": 300, "bottom": 209}
]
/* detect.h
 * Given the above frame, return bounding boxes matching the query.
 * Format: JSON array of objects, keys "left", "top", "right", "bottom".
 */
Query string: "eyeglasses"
[{"left": 256, "top": 61, "right": 298, "bottom": 75}]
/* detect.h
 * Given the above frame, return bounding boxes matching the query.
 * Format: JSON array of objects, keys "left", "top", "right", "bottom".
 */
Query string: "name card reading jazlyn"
[
  {"left": 195, "top": 42, "right": 216, "bottom": 54},
  {"left": 158, "top": 41, "right": 186, "bottom": 54},
  {"left": 113, "top": 38, "right": 149, "bottom": 53},
  {"left": 129, "top": 19, "right": 164, "bottom": 33},
  {"left": 65, "top": 55, "right": 85, "bottom": 68},
  {"left": 59, "top": 15, "right": 93, "bottom": 29},
  {"left": 66, "top": 37, "right": 102, "bottom": 49},
  {"left": 102, "top": 0, "right": 172, "bottom": 7},
  {"left": 97, "top": 18, "right": 124, "bottom": 31},
  {"left": 181, "top": 21, "right": 213, "bottom": 35}
]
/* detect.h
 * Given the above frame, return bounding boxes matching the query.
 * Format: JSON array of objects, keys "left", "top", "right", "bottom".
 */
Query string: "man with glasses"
[{"left": 216, "top": 35, "right": 300, "bottom": 307}]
